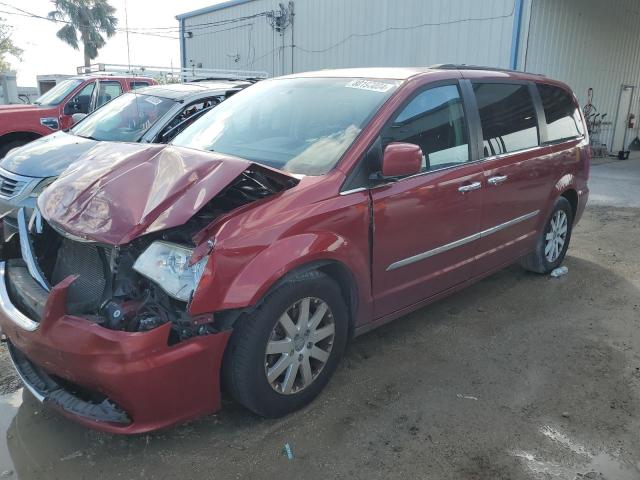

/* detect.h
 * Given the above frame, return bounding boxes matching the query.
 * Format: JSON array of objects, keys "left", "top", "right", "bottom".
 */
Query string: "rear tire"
[
  {"left": 520, "top": 196, "right": 574, "bottom": 273},
  {"left": 223, "top": 271, "right": 349, "bottom": 417}
]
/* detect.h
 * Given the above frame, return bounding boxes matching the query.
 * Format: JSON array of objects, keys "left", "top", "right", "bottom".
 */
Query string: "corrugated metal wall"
[
  {"left": 182, "top": 0, "right": 640, "bottom": 150},
  {"left": 182, "top": 0, "right": 517, "bottom": 77},
  {"left": 522, "top": 0, "right": 640, "bottom": 150}
]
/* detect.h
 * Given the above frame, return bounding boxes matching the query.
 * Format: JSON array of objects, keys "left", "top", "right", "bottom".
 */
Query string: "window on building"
[
  {"left": 473, "top": 83, "right": 538, "bottom": 156},
  {"left": 537, "top": 84, "right": 583, "bottom": 142},
  {"left": 384, "top": 84, "right": 469, "bottom": 172}
]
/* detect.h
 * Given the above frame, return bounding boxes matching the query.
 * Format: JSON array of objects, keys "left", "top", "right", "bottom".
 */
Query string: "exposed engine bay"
[{"left": 5, "top": 165, "right": 296, "bottom": 344}]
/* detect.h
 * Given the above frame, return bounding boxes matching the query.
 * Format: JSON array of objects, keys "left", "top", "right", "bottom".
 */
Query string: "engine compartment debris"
[{"left": 7, "top": 165, "right": 295, "bottom": 344}]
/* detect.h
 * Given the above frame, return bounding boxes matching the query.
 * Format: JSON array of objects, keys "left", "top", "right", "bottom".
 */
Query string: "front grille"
[
  {"left": 51, "top": 238, "right": 108, "bottom": 314},
  {"left": 0, "top": 170, "right": 31, "bottom": 198}
]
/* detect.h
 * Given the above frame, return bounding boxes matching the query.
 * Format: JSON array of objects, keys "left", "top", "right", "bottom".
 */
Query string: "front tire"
[
  {"left": 223, "top": 271, "right": 349, "bottom": 417},
  {"left": 0, "top": 140, "right": 28, "bottom": 159},
  {"left": 521, "top": 196, "right": 574, "bottom": 273}
]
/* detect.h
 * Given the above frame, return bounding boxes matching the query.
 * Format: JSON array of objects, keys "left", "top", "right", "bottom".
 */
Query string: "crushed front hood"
[{"left": 37, "top": 143, "right": 267, "bottom": 244}]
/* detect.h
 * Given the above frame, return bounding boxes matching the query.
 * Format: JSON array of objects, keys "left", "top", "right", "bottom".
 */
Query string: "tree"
[
  {"left": 48, "top": 0, "right": 118, "bottom": 70},
  {"left": 0, "top": 18, "right": 23, "bottom": 72}
]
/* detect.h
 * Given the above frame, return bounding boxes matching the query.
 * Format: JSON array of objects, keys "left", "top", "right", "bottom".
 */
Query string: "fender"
[
  {"left": 0, "top": 130, "right": 44, "bottom": 143},
  {"left": 189, "top": 232, "right": 371, "bottom": 323},
  {"left": 537, "top": 172, "right": 577, "bottom": 230}
]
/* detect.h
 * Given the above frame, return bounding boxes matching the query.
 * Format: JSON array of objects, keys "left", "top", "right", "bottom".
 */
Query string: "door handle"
[
  {"left": 488, "top": 175, "right": 508, "bottom": 186},
  {"left": 458, "top": 181, "right": 482, "bottom": 193}
]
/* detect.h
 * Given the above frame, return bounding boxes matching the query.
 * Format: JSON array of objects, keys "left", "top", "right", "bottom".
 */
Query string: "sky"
[{"left": 2, "top": 0, "right": 225, "bottom": 86}]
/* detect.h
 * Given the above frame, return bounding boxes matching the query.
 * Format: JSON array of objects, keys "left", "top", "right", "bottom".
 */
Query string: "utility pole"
[
  {"left": 289, "top": 1, "right": 295, "bottom": 74},
  {"left": 124, "top": 0, "right": 131, "bottom": 73}
]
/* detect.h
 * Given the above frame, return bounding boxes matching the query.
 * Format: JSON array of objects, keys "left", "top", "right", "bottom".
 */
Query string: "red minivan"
[{"left": 0, "top": 66, "right": 589, "bottom": 433}]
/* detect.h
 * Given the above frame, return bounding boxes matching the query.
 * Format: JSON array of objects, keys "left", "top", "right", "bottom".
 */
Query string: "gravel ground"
[
  {"left": 0, "top": 349, "right": 18, "bottom": 396},
  {"left": 1, "top": 162, "right": 640, "bottom": 479}
]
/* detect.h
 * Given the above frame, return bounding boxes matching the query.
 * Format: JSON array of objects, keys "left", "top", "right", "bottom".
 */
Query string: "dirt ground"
[{"left": 1, "top": 201, "right": 640, "bottom": 478}]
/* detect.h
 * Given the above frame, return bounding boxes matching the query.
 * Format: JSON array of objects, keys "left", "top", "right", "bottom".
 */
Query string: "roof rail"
[
  {"left": 76, "top": 63, "right": 269, "bottom": 82},
  {"left": 429, "top": 64, "right": 545, "bottom": 76}
]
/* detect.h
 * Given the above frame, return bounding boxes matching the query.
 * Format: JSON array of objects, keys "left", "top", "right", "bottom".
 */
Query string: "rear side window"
[
  {"left": 95, "top": 81, "right": 123, "bottom": 109},
  {"left": 130, "top": 81, "right": 150, "bottom": 90},
  {"left": 537, "top": 84, "right": 583, "bottom": 142},
  {"left": 473, "top": 83, "right": 538, "bottom": 156},
  {"left": 384, "top": 84, "right": 469, "bottom": 172}
]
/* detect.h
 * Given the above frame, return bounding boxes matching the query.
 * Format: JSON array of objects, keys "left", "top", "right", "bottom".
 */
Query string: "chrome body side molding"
[{"left": 387, "top": 210, "right": 540, "bottom": 271}]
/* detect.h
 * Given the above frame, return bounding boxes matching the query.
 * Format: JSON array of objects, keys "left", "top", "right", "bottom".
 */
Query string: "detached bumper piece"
[{"left": 9, "top": 343, "right": 131, "bottom": 426}]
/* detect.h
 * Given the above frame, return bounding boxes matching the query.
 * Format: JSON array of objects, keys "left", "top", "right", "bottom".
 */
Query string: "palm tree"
[
  {"left": 0, "top": 18, "right": 23, "bottom": 72},
  {"left": 48, "top": 0, "right": 118, "bottom": 71}
]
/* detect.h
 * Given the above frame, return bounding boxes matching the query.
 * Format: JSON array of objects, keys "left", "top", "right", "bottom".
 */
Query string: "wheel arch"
[
  {"left": 210, "top": 258, "right": 361, "bottom": 339},
  {"left": 272, "top": 259, "right": 360, "bottom": 339},
  {"left": 540, "top": 173, "right": 578, "bottom": 228},
  {"left": 560, "top": 187, "right": 578, "bottom": 221},
  {"left": 191, "top": 232, "right": 369, "bottom": 337},
  {"left": 0, "top": 131, "right": 42, "bottom": 146}
]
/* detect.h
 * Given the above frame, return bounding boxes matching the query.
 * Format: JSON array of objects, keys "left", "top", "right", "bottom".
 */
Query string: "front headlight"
[{"left": 133, "top": 241, "right": 208, "bottom": 302}]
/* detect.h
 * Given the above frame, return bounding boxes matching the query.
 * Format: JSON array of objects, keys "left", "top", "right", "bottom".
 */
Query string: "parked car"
[
  {"left": 0, "top": 80, "right": 253, "bottom": 235},
  {"left": 0, "top": 66, "right": 589, "bottom": 434},
  {"left": 0, "top": 74, "right": 157, "bottom": 158}
]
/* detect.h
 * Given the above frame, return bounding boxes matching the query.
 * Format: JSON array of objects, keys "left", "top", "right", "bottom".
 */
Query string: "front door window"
[
  {"left": 68, "top": 82, "right": 96, "bottom": 114},
  {"left": 384, "top": 84, "right": 470, "bottom": 171}
]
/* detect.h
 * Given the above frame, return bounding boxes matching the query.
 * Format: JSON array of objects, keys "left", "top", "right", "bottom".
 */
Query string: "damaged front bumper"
[{"left": 0, "top": 260, "right": 231, "bottom": 434}]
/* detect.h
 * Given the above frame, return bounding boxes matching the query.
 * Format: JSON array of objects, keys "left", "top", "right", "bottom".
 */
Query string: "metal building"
[{"left": 177, "top": 0, "right": 640, "bottom": 153}]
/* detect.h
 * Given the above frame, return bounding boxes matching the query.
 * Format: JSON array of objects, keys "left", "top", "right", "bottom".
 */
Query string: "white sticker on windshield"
[
  {"left": 345, "top": 79, "right": 394, "bottom": 92},
  {"left": 145, "top": 96, "right": 163, "bottom": 106}
]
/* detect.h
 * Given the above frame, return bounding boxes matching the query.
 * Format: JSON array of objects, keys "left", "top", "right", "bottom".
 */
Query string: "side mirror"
[
  {"left": 381, "top": 142, "right": 423, "bottom": 178},
  {"left": 71, "top": 113, "right": 87, "bottom": 125}
]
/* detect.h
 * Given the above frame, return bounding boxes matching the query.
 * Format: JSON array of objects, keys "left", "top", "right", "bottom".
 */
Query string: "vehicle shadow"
[{"left": 4, "top": 255, "right": 640, "bottom": 479}]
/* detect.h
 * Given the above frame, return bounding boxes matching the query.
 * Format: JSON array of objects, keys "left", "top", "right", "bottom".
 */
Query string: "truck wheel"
[
  {"left": 223, "top": 271, "right": 348, "bottom": 417},
  {"left": 521, "top": 196, "right": 574, "bottom": 273},
  {"left": 0, "top": 140, "right": 28, "bottom": 159}
]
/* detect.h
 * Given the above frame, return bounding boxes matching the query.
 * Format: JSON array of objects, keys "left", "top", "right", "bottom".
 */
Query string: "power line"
[
  {"left": 140, "top": 13, "right": 271, "bottom": 32},
  {"left": 186, "top": 22, "right": 254, "bottom": 39},
  {"left": 0, "top": 1, "right": 269, "bottom": 39},
  {"left": 0, "top": 2, "right": 178, "bottom": 39}
]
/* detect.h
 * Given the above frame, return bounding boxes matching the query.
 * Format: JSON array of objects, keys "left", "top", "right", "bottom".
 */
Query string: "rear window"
[
  {"left": 473, "top": 83, "right": 539, "bottom": 156},
  {"left": 537, "top": 84, "right": 583, "bottom": 143}
]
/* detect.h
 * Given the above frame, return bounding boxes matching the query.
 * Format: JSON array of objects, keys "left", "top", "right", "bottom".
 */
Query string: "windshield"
[
  {"left": 35, "top": 79, "right": 83, "bottom": 106},
  {"left": 172, "top": 77, "right": 400, "bottom": 175},
  {"left": 72, "top": 92, "right": 175, "bottom": 142}
]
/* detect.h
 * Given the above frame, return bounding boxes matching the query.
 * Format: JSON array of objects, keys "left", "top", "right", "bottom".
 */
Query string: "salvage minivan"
[{"left": 0, "top": 66, "right": 589, "bottom": 433}]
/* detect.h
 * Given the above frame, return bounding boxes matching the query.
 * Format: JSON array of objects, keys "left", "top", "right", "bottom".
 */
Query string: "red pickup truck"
[{"left": 0, "top": 74, "right": 157, "bottom": 158}]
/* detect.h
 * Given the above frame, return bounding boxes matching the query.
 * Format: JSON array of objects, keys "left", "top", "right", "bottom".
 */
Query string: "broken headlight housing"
[{"left": 133, "top": 241, "right": 208, "bottom": 302}]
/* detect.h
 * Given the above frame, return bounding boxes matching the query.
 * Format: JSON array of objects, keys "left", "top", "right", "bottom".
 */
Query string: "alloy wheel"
[
  {"left": 265, "top": 297, "right": 335, "bottom": 395},
  {"left": 545, "top": 210, "right": 568, "bottom": 262}
]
